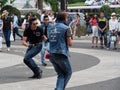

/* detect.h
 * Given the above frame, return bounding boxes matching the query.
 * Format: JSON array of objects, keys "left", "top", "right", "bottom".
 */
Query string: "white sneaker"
[{"left": 7, "top": 48, "right": 10, "bottom": 51}]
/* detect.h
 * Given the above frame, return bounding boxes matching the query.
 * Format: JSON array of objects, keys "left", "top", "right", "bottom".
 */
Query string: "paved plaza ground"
[{"left": 0, "top": 36, "right": 120, "bottom": 90}]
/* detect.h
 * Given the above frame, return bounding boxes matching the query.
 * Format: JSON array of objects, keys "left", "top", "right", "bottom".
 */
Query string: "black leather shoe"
[
  {"left": 42, "top": 63, "right": 47, "bottom": 66},
  {"left": 29, "top": 71, "right": 42, "bottom": 79}
]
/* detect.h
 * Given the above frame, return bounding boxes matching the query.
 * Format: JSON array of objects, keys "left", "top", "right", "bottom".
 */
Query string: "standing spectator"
[
  {"left": 0, "top": 15, "right": 3, "bottom": 51},
  {"left": 74, "top": 13, "right": 81, "bottom": 37},
  {"left": 40, "top": 15, "right": 52, "bottom": 66},
  {"left": 117, "top": 18, "right": 120, "bottom": 49},
  {"left": 107, "top": 12, "right": 119, "bottom": 50},
  {"left": 85, "top": 13, "right": 91, "bottom": 36},
  {"left": 48, "top": 11, "right": 55, "bottom": 24},
  {"left": 22, "top": 17, "right": 48, "bottom": 79},
  {"left": 2, "top": 10, "right": 12, "bottom": 51},
  {"left": 98, "top": 12, "right": 108, "bottom": 48},
  {"left": 49, "top": 12, "right": 73, "bottom": 90},
  {"left": 13, "top": 13, "right": 22, "bottom": 41},
  {"left": 22, "top": 13, "right": 32, "bottom": 30},
  {"left": 90, "top": 14, "right": 99, "bottom": 48}
]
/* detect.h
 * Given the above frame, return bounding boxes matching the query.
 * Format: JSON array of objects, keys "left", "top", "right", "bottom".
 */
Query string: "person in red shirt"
[{"left": 90, "top": 14, "right": 99, "bottom": 48}]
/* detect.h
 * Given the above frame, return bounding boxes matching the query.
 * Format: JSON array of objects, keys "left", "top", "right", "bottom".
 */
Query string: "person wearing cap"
[
  {"left": 2, "top": 10, "right": 13, "bottom": 51},
  {"left": 107, "top": 12, "right": 119, "bottom": 50}
]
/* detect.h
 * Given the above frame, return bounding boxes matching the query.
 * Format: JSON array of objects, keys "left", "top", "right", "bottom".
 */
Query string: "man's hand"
[{"left": 42, "top": 35, "right": 48, "bottom": 41}]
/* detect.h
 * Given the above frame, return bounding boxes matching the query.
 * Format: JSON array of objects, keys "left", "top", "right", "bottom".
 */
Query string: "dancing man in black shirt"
[{"left": 22, "top": 17, "right": 47, "bottom": 79}]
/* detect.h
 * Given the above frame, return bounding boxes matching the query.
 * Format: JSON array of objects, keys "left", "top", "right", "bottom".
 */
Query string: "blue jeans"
[
  {"left": 24, "top": 44, "right": 42, "bottom": 75},
  {"left": 86, "top": 24, "right": 92, "bottom": 35},
  {"left": 41, "top": 41, "right": 49, "bottom": 64},
  {"left": 99, "top": 30, "right": 107, "bottom": 46},
  {"left": 107, "top": 31, "right": 117, "bottom": 48},
  {"left": 13, "top": 27, "right": 22, "bottom": 40},
  {"left": 3, "top": 30, "right": 11, "bottom": 48},
  {"left": 50, "top": 54, "right": 72, "bottom": 90}
]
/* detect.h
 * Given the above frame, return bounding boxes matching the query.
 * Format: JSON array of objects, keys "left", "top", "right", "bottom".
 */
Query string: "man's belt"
[{"left": 29, "top": 42, "right": 42, "bottom": 48}]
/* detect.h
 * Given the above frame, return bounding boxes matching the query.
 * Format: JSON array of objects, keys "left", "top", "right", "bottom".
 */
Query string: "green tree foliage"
[
  {"left": 0, "top": 0, "right": 8, "bottom": 8},
  {"left": 1, "top": 5, "right": 21, "bottom": 17},
  {"left": 115, "top": 8, "right": 120, "bottom": 16},
  {"left": 67, "top": 0, "right": 84, "bottom": 4},
  {"left": 100, "top": 5, "right": 112, "bottom": 19},
  {"left": 44, "top": 0, "right": 59, "bottom": 12}
]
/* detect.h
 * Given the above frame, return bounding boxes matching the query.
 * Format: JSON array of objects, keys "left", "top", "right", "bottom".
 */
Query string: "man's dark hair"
[
  {"left": 29, "top": 17, "right": 37, "bottom": 25},
  {"left": 56, "top": 12, "right": 66, "bottom": 22},
  {"left": 44, "top": 15, "right": 49, "bottom": 19}
]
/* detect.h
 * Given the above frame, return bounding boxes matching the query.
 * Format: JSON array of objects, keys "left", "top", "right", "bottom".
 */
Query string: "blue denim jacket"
[{"left": 49, "top": 22, "right": 70, "bottom": 58}]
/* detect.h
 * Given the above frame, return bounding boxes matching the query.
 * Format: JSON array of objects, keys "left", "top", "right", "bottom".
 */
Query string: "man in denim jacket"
[{"left": 49, "top": 12, "right": 73, "bottom": 90}]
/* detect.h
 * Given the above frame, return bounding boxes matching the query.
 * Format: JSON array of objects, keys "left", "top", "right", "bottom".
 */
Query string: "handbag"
[
  {"left": 45, "top": 52, "right": 50, "bottom": 59},
  {"left": 111, "top": 35, "right": 116, "bottom": 42},
  {"left": 10, "top": 33, "right": 14, "bottom": 41}
]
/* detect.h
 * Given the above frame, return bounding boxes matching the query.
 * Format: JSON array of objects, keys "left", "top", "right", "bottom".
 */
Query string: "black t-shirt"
[
  {"left": 44, "top": 26, "right": 47, "bottom": 37},
  {"left": 85, "top": 16, "right": 91, "bottom": 25},
  {"left": 3, "top": 17, "right": 12, "bottom": 31},
  {"left": 98, "top": 18, "right": 107, "bottom": 29},
  {"left": 23, "top": 27, "right": 43, "bottom": 44}
]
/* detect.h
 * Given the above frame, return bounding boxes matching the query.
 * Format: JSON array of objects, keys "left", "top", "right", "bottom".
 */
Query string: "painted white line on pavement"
[{"left": 0, "top": 48, "right": 120, "bottom": 90}]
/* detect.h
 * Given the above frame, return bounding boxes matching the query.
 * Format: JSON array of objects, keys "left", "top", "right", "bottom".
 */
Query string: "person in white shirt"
[
  {"left": 40, "top": 10, "right": 46, "bottom": 24},
  {"left": 107, "top": 12, "right": 119, "bottom": 50},
  {"left": 13, "top": 13, "right": 22, "bottom": 41},
  {"left": 48, "top": 11, "right": 55, "bottom": 24}
]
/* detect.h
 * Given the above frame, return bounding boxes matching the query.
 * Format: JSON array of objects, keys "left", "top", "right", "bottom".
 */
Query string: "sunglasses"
[{"left": 32, "top": 23, "right": 38, "bottom": 25}]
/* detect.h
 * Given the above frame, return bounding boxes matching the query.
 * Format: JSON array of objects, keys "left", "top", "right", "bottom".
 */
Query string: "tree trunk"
[
  {"left": 38, "top": 0, "right": 43, "bottom": 10},
  {"left": 60, "top": 0, "right": 66, "bottom": 11}
]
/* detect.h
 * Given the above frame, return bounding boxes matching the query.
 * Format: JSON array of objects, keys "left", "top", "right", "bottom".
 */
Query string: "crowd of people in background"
[
  {"left": 0, "top": 9, "right": 120, "bottom": 52},
  {"left": 85, "top": 12, "right": 120, "bottom": 50}
]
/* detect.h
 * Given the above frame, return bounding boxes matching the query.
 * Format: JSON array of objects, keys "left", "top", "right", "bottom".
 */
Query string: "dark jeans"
[
  {"left": 24, "top": 44, "right": 42, "bottom": 75},
  {"left": 13, "top": 27, "right": 22, "bottom": 40},
  {"left": 99, "top": 30, "right": 107, "bottom": 47},
  {"left": 3, "top": 30, "right": 11, "bottom": 48},
  {"left": 50, "top": 54, "right": 72, "bottom": 90},
  {"left": 86, "top": 24, "right": 92, "bottom": 35}
]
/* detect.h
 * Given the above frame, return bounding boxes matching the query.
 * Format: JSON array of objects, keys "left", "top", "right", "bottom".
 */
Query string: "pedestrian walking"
[
  {"left": 49, "top": 12, "right": 73, "bottom": 90},
  {"left": 13, "top": 13, "right": 22, "bottom": 41},
  {"left": 2, "top": 10, "right": 12, "bottom": 51},
  {"left": 22, "top": 17, "right": 48, "bottom": 79},
  {"left": 0, "top": 15, "right": 3, "bottom": 51}
]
